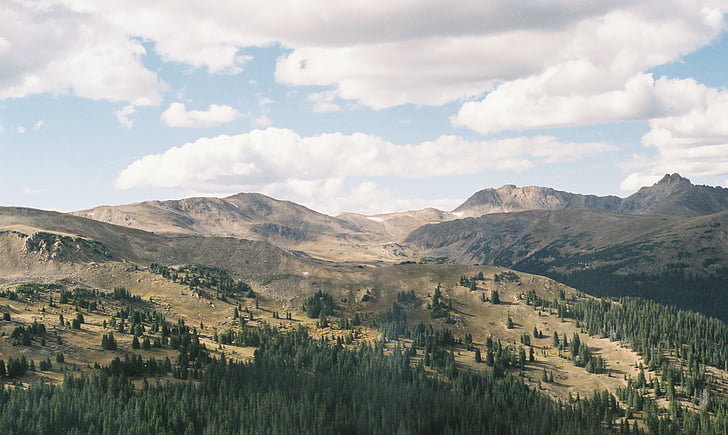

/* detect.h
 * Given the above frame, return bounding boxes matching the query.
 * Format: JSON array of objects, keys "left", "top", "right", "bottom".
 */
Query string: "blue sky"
[{"left": 1, "top": 1, "right": 728, "bottom": 215}]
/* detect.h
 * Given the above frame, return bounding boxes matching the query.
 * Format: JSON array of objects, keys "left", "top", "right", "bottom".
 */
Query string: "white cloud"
[
  {"left": 621, "top": 88, "right": 728, "bottom": 190},
  {"left": 251, "top": 115, "right": 272, "bottom": 128},
  {"left": 115, "top": 127, "right": 614, "bottom": 212},
  {"left": 619, "top": 172, "right": 663, "bottom": 191},
  {"left": 161, "top": 102, "right": 242, "bottom": 128},
  {"left": 116, "top": 105, "right": 136, "bottom": 128},
  {"left": 33, "top": 120, "right": 44, "bottom": 131},
  {"left": 451, "top": 1, "right": 726, "bottom": 134},
  {"left": 454, "top": 74, "right": 716, "bottom": 134},
  {"left": 258, "top": 178, "right": 463, "bottom": 215},
  {"left": 307, "top": 90, "right": 341, "bottom": 113},
  {"left": 0, "top": 1, "right": 164, "bottom": 106},
  {"left": 258, "top": 98, "right": 274, "bottom": 107},
  {"left": 14, "top": 0, "right": 716, "bottom": 113},
  {"left": 16, "top": 125, "right": 26, "bottom": 134}
]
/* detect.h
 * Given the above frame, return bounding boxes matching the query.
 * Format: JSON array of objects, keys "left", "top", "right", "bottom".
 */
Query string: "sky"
[{"left": 2, "top": 0, "right": 728, "bottom": 215}]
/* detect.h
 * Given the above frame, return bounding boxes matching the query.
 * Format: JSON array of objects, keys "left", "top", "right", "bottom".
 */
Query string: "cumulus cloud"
[
  {"left": 33, "top": 120, "right": 44, "bottom": 131},
  {"left": 251, "top": 115, "right": 272, "bottom": 128},
  {"left": 0, "top": 1, "right": 164, "bottom": 106},
  {"left": 115, "top": 127, "right": 614, "bottom": 212},
  {"left": 257, "top": 178, "right": 463, "bottom": 215},
  {"left": 116, "top": 105, "right": 136, "bottom": 128},
  {"left": 307, "top": 90, "right": 341, "bottom": 113},
  {"left": 621, "top": 88, "right": 728, "bottom": 190},
  {"left": 11, "top": 0, "right": 717, "bottom": 113},
  {"left": 451, "top": 3, "right": 726, "bottom": 133},
  {"left": 161, "top": 102, "right": 242, "bottom": 128},
  {"left": 16, "top": 125, "right": 26, "bottom": 134},
  {"left": 454, "top": 75, "right": 717, "bottom": 134}
]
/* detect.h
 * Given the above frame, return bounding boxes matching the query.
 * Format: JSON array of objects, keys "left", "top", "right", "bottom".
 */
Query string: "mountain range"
[{"left": 2, "top": 173, "right": 727, "bottom": 319}]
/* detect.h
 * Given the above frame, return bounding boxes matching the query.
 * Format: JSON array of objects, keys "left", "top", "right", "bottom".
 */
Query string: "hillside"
[
  {"left": 2, "top": 199, "right": 728, "bottom": 432},
  {"left": 406, "top": 208, "right": 728, "bottom": 320},
  {"left": 71, "top": 193, "right": 365, "bottom": 243}
]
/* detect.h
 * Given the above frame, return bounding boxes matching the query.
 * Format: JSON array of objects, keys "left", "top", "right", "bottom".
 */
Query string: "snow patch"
[
  {"left": 367, "top": 216, "right": 384, "bottom": 222},
  {"left": 452, "top": 212, "right": 464, "bottom": 217}
]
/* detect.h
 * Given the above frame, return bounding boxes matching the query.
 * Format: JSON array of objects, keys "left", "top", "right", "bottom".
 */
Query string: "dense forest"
[
  {"left": 1, "top": 292, "right": 728, "bottom": 433},
  {"left": 0, "top": 325, "right": 627, "bottom": 435},
  {"left": 525, "top": 263, "right": 728, "bottom": 323}
]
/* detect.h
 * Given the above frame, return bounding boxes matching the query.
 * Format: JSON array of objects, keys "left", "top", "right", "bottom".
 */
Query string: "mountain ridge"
[{"left": 454, "top": 173, "right": 728, "bottom": 218}]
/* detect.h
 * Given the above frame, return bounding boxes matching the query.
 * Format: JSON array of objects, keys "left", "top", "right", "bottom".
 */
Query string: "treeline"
[
  {"left": 0, "top": 326, "right": 621, "bottom": 434},
  {"left": 149, "top": 263, "right": 254, "bottom": 299},
  {"left": 568, "top": 297, "right": 728, "bottom": 372},
  {"left": 548, "top": 266, "right": 728, "bottom": 322}
]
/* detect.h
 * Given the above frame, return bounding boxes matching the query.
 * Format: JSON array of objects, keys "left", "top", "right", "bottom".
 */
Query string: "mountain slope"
[
  {"left": 405, "top": 208, "right": 728, "bottom": 320},
  {"left": 0, "top": 207, "right": 320, "bottom": 284},
  {"left": 455, "top": 174, "right": 728, "bottom": 218},
  {"left": 71, "top": 193, "right": 364, "bottom": 242}
]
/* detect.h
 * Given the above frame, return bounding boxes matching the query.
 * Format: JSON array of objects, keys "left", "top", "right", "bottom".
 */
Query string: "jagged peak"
[{"left": 655, "top": 173, "right": 692, "bottom": 186}]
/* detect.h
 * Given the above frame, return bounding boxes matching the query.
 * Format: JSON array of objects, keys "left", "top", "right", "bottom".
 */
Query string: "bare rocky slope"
[
  {"left": 454, "top": 173, "right": 728, "bottom": 218},
  {"left": 71, "top": 174, "right": 728, "bottom": 253}
]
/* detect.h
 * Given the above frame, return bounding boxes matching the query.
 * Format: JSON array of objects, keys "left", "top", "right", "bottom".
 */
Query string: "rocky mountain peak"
[{"left": 655, "top": 173, "right": 692, "bottom": 186}]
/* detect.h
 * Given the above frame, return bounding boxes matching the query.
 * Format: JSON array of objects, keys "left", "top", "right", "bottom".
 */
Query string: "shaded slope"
[{"left": 406, "top": 209, "right": 728, "bottom": 320}]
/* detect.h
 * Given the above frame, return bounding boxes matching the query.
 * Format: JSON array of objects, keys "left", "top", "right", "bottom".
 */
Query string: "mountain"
[
  {"left": 70, "top": 174, "right": 728, "bottom": 256},
  {"left": 618, "top": 173, "right": 728, "bottom": 217},
  {"left": 453, "top": 184, "right": 622, "bottom": 217},
  {"left": 71, "top": 193, "right": 362, "bottom": 242},
  {"left": 0, "top": 206, "right": 326, "bottom": 295},
  {"left": 405, "top": 208, "right": 728, "bottom": 320},
  {"left": 455, "top": 173, "right": 728, "bottom": 218}
]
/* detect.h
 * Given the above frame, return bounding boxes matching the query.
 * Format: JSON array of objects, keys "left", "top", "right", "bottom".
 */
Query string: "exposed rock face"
[
  {"left": 617, "top": 174, "right": 728, "bottom": 217},
  {"left": 454, "top": 174, "right": 728, "bottom": 218},
  {"left": 70, "top": 193, "right": 363, "bottom": 244},
  {"left": 453, "top": 185, "right": 621, "bottom": 217}
]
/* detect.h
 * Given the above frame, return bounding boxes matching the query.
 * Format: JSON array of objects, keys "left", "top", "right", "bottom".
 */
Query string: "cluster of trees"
[
  {"left": 149, "top": 263, "right": 254, "bottom": 299},
  {"left": 494, "top": 271, "right": 520, "bottom": 284},
  {"left": 560, "top": 332, "right": 606, "bottom": 374},
  {"left": 429, "top": 284, "right": 454, "bottom": 321},
  {"left": 0, "top": 326, "right": 625, "bottom": 434},
  {"left": 396, "top": 289, "right": 417, "bottom": 304},
  {"left": 110, "top": 287, "right": 141, "bottom": 302},
  {"left": 10, "top": 321, "right": 47, "bottom": 346},
  {"left": 302, "top": 290, "right": 335, "bottom": 319},
  {"left": 568, "top": 297, "right": 728, "bottom": 372},
  {"left": 112, "top": 307, "right": 166, "bottom": 336},
  {"left": 0, "top": 357, "right": 31, "bottom": 379},
  {"left": 459, "top": 271, "right": 485, "bottom": 290}
]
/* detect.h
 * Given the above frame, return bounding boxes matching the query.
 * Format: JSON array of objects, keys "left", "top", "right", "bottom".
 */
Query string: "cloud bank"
[
  {"left": 161, "top": 103, "right": 242, "bottom": 128},
  {"left": 116, "top": 127, "right": 614, "bottom": 213}
]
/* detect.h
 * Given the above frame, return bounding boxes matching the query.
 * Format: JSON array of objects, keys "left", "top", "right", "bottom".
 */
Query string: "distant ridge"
[
  {"left": 454, "top": 174, "right": 728, "bottom": 218},
  {"left": 71, "top": 192, "right": 363, "bottom": 244}
]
